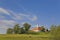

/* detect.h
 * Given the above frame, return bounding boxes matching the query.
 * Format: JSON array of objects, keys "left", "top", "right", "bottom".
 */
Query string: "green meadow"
[{"left": 0, "top": 33, "right": 52, "bottom": 40}]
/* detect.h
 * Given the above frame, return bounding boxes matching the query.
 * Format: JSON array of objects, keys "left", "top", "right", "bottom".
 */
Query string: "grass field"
[{"left": 0, "top": 33, "right": 53, "bottom": 40}]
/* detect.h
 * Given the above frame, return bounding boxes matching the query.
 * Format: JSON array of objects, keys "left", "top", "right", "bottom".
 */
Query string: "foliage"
[
  {"left": 7, "top": 28, "right": 13, "bottom": 34},
  {"left": 41, "top": 26, "right": 45, "bottom": 32},
  {"left": 23, "top": 23, "right": 31, "bottom": 33},
  {"left": 7, "top": 23, "right": 31, "bottom": 34},
  {"left": 50, "top": 25, "right": 60, "bottom": 40},
  {"left": 13, "top": 24, "right": 20, "bottom": 34},
  {"left": 50, "top": 25, "right": 56, "bottom": 34},
  {"left": 20, "top": 27, "right": 25, "bottom": 34}
]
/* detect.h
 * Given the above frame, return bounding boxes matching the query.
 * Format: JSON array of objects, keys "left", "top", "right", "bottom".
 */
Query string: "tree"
[
  {"left": 20, "top": 27, "right": 25, "bottom": 34},
  {"left": 46, "top": 29, "right": 49, "bottom": 32},
  {"left": 18, "top": 28, "right": 21, "bottom": 34},
  {"left": 50, "top": 25, "right": 60, "bottom": 40},
  {"left": 41, "top": 26, "right": 45, "bottom": 32},
  {"left": 13, "top": 24, "right": 20, "bottom": 34},
  {"left": 54, "top": 25, "right": 60, "bottom": 40},
  {"left": 7, "top": 28, "right": 13, "bottom": 34},
  {"left": 23, "top": 23, "right": 31, "bottom": 33},
  {"left": 50, "top": 25, "right": 56, "bottom": 35}
]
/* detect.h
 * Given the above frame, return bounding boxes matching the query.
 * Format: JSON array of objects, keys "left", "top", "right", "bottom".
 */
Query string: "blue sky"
[{"left": 0, "top": 0, "right": 60, "bottom": 34}]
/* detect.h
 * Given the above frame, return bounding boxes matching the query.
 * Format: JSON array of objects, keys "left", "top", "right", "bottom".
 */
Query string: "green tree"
[
  {"left": 50, "top": 25, "right": 56, "bottom": 35},
  {"left": 23, "top": 23, "right": 31, "bottom": 33},
  {"left": 50, "top": 25, "right": 60, "bottom": 40},
  {"left": 46, "top": 29, "right": 49, "bottom": 32},
  {"left": 53, "top": 25, "right": 60, "bottom": 40},
  {"left": 41, "top": 26, "right": 45, "bottom": 32},
  {"left": 18, "top": 28, "right": 22, "bottom": 34},
  {"left": 20, "top": 27, "right": 25, "bottom": 34},
  {"left": 13, "top": 24, "right": 20, "bottom": 34},
  {"left": 7, "top": 28, "right": 13, "bottom": 34}
]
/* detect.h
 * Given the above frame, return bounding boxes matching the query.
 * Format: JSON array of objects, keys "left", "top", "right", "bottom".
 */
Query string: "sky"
[{"left": 0, "top": 0, "right": 60, "bottom": 34}]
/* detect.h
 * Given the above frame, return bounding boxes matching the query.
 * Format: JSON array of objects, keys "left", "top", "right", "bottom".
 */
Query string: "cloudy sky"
[{"left": 0, "top": 0, "right": 60, "bottom": 34}]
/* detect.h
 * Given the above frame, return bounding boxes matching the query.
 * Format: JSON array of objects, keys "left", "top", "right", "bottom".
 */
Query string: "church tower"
[{"left": 36, "top": 24, "right": 39, "bottom": 28}]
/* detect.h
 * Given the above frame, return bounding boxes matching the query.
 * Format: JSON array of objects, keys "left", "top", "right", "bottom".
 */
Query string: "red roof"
[{"left": 32, "top": 27, "right": 41, "bottom": 30}]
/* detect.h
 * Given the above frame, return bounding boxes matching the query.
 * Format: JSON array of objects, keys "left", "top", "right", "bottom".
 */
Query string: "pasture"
[{"left": 0, "top": 34, "right": 52, "bottom": 40}]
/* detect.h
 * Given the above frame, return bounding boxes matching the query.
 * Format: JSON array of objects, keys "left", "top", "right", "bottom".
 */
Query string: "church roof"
[{"left": 32, "top": 27, "right": 41, "bottom": 30}]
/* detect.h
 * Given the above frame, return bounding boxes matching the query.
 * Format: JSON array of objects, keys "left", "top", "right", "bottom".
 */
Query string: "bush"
[{"left": 50, "top": 25, "right": 60, "bottom": 40}]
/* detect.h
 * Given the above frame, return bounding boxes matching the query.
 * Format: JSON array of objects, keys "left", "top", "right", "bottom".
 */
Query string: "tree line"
[
  {"left": 7, "top": 23, "right": 31, "bottom": 34},
  {"left": 6, "top": 23, "right": 46, "bottom": 34}
]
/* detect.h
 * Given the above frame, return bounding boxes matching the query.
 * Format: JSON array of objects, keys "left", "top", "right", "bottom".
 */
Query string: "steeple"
[{"left": 37, "top": 24, "right": 39, "bottom": 28}]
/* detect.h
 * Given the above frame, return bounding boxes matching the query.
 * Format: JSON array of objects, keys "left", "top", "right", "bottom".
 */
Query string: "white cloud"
[
  {"left": 0, "top": 8, "right": 37, "bottom": 21},
  {"left": 0, "top": 20, "right": 16, "bottom": 29},
  {"left": 0, "top": 20, "right": 16, "bottom": 34},
  {"left": 19, "top": 13, "right": 30, "bottom": 17},
  {"left": 7, "top": 9, "right": 37, "bottom": 21},
  {"left": 28, "top": 16, "right": 37, "bottom": 21},
  {"left": 33, "top": 16, "right": 37, "bottom": 20},
  {"left": 0, "top": 16, "right": 5, "bottom": 18},
  {"left": 0, "top": 8, "right": 22, "bottom": 20},
  {"left": 0, "top": 8, "right": 10, "bottom": 15},
  {"left": 7, "top": 10, "right": 22, "bottom": 20},
  {"left": 18, "top": 14, "right": 37, "bottom": 21},
  {"left": 21, "top": 22, "right": 25, "bottom": 24}
]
